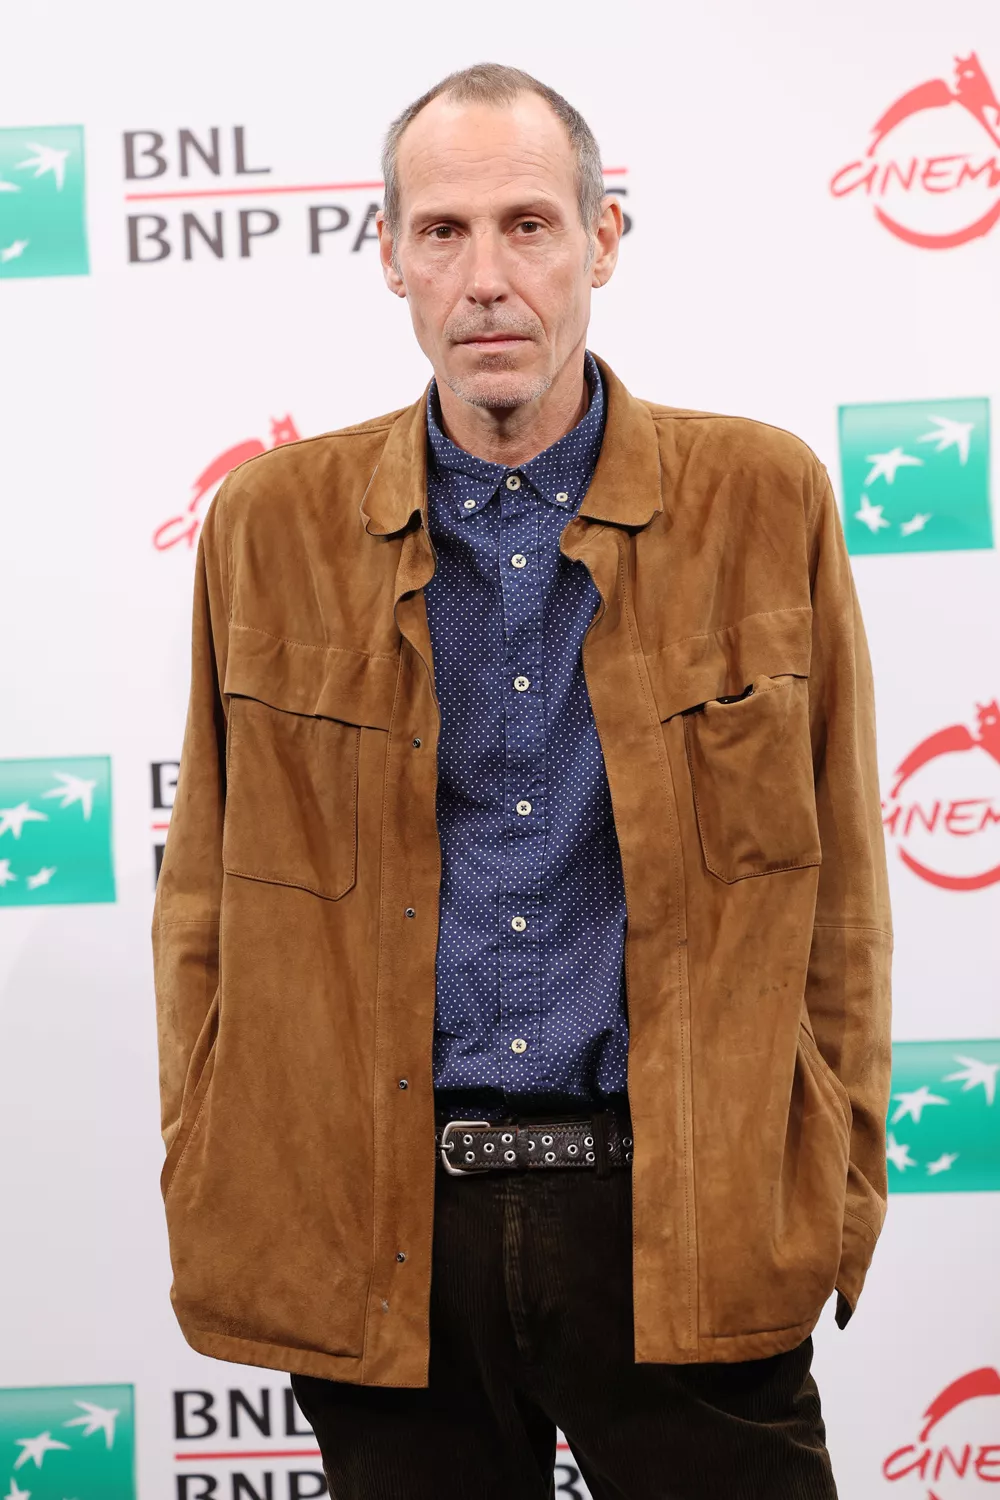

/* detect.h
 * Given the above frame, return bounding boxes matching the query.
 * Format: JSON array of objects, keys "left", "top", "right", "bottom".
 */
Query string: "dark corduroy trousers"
[{"left": 292, "top": 1144, "right": 839, "bottom": 1499}]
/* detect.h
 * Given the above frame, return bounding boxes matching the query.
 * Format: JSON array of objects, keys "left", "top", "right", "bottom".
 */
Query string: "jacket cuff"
[{"left": 835, "top": 1209, "right": 879, "bottom": 1328}]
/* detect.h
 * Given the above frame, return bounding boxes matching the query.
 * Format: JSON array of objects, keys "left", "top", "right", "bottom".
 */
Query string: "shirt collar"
[{"left": 425, "top": 350, "right": 605, "bottom": 521}]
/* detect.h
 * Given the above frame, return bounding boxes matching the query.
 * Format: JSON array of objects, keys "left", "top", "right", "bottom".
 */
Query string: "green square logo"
[
  {"left": 0, "top": 756, "right": 115, "bottom": 906},
  {"left": 887, "top": 1040, "right": 1000, "bottom": 1193},
  {"left": 0, "top": 126, "right": 89, "bottom": 279},
  {"left": 0, "top": 1384, "right": 135, "bottom": 1500},
  {"left": 838, "top": 397, "right": 993, "bottom": 554}
]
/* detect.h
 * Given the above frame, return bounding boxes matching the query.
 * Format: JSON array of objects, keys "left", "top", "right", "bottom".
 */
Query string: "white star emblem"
[
  {"left": 0, "top": 803, "right": 48, "bottom": 838},
  {"left": 926, "top": 1152, "right": 959, "bottom": 1175},
  {"left": 854, "top": 494, "right": 891, "bottom": 533},
  {"left": 5, "top": 1479, "right": 31, "bottom": 1500},
  {"left": 943, "top": 1054, "right": 999, "bottom": 1106},
  {"left": 891, "top": 1085, "right": 950, "bottom": 1125},
  {"left": 886, "top": 1133, "right": 916, "bottom": 1171},
  {"left": 0, "top": 858, "right": 16, "bottom": 886},
  {"left": 13, "top": 1432, "right": 71, "bottom": 1470},
  {"left": 26, "top": 867, "right": 57, "bottom": 890},
  {"left": 864, "top": 448, "right": 924, "bottom": 485},
  {"left": 0, "top": 178, "right": 21, "bottom": 193},
  {"left": 899, "top": 512, "right": 932, "bottom": 536},
  {"left": 42, "top": 772, "right": 97, "bottom": 820},
  {"left": 0, "top": 239, "right": 29, "bottom": 263},
  {"left": 14, "top": 143, "right": 70, "bottom": 190},
  {"left": 916, "top": 414, "right": 974, "bottom": 465},
  {"left": 64, "top": 1400, "right": 119, "bottom": 1449}
]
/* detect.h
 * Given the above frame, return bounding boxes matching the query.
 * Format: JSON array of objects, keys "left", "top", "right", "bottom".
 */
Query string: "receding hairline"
[{"left": 380, "top": 63, "right": 606, "bottom": 236}]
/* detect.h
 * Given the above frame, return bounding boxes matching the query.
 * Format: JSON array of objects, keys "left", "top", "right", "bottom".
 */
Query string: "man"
[{"left": 152, "top": 63, "right": 893, "bottom": 1500}]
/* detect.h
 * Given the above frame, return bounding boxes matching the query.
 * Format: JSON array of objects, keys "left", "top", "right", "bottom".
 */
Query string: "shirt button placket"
[{"left": 500, "top": 471, "right": 544, "bottom": 1088}]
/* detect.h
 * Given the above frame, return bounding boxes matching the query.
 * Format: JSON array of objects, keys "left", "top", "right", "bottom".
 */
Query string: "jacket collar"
[{"left": 359, "top": 353, "right": 663, "bottom": 537}]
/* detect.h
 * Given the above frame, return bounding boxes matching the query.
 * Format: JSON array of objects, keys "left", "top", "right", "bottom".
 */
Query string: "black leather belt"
[{"left": 435, "top": 1110, "right": 633, "bottom": 1176}]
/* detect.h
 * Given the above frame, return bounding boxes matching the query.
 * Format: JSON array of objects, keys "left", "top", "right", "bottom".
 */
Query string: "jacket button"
[
  {"left": 398, "top": 1079, "right": 408, "bottom": 1089},
  {"left": 396, "top": 1251, "right": 406, "bottom": 1262},
  {"left": 412, "top": 737, "right": 421, "bottom": 748},
  {"left": 405, "top": 907, "right": 416, "bottom": 918}
]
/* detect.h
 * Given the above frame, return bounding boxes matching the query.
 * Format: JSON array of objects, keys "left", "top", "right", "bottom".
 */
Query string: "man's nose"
[{"left": 464, "top": 227, "right": 508, "bottom": 304}]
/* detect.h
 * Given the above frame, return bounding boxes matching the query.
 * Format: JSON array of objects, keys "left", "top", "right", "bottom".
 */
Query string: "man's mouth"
[{"left": 458, "top": 333, "right": 531, "bottom": 348}]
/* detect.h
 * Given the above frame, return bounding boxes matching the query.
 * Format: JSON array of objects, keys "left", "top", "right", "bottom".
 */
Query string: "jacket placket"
[
  {"left": 559, "top": 514, "right": 699, "bottom": 1360},
  {"left": 361, "top": 520, "right": 445, "bottom": 1386}
]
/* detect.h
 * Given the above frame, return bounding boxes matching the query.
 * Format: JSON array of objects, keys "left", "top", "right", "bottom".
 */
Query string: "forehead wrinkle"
[
  {"left": 408, "top": 177, "right": 566, "bottom": 222},
  {"left": 403, "top": 141, "right": 566, "bottom": 188},
  {"left": 402, "top": 163, "right": 575, "bottom": 231}
]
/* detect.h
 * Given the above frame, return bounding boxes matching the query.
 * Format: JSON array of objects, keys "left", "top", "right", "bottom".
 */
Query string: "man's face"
[{"left": 377, "top": 92, "right": 618, "bottom": 410}]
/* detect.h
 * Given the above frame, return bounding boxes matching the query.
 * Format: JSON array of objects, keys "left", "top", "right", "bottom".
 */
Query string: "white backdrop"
[{"left": 1, "top": 2, "right": 999, "bottom": 1496}]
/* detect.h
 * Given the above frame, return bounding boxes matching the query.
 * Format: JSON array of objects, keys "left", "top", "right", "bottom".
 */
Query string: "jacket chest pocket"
[
  {"left": 645, "top": 609, "right": 821, "bottom": 884},
  {"left": 220, "top": 627, "right": 400, "bottom": 902},
  {"left": 223, "top": 695, "right": 361, "bottom": 900},
  {"left": 681, "top": 672, "right": 821, "bottom": 882}
]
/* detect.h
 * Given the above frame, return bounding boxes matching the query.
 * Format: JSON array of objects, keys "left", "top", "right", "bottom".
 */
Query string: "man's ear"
[
  {"left": 590, "top": 196, "right": 623, "bottom": 289},
  {"left": 376, "top": 212, "right": 406, "bottom": 298}
]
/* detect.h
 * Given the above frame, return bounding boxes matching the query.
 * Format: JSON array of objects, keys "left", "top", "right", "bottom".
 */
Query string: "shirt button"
[
  {"left": 516, "top": 799, "right": 532, "bottom": 815},
  {"left": 511, "top": 916, "right": 527, "bottom": 931},
  {"left": 511, "top": 1038, "right": 528, "bottom": 1053},
  {"left": 463, "top": 498, "right": 477, "bottom": 510},
  {"left": 506, "top": 475, "right": 522, "bottom": 491},
  {"left": 511, "top": 553, "right": 527, "bottom": 569},
  {"left": 555, "top": 491, "right": 569, "bottom": 503},
  {"left": 513, "top": 675, "right": 530, "bottom": 692}
]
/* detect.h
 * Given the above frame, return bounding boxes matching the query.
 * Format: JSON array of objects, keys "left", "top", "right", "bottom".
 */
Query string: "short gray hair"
[{"left": 380, "top": 63, "right": 606, "bottom": 237}]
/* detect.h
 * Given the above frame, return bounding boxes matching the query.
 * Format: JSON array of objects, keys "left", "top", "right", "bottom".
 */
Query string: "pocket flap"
[
  {"left": 644, "top": 607, "right": 812, "bottom": 722},
  {"left": 224, "top": 623, "right": 399, "bottom": 730}
]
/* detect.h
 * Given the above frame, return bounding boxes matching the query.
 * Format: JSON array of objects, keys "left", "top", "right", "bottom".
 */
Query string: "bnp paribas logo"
[
  {"left": 0, "top": 1384, "right": 135, "bottom": 1500},
  {"left": 888, "top": 1039, "right": 1000, "bottom": 1192},
  {"left": 838, "top": 396, "right": 993, "bottom": 555},
  {"left": 0, "top": 126, "right": 89, "bottom": 278},
  {"left": 0, "top": 757, "right": 115, "bottom": 907}
]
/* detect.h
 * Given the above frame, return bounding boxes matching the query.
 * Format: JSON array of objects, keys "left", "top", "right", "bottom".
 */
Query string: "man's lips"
[{"left": 457, "top": 333, "right": 531, "bottom": 345}]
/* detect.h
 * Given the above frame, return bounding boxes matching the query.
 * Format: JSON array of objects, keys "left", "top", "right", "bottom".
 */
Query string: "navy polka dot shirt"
[{"left": 424, "top": 352, "right": 630, "bottom": 1123}]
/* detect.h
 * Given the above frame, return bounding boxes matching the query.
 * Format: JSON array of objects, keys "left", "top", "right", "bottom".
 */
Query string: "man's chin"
[{"left": 444, "top": 366, "right": 552, "bottom": 411}]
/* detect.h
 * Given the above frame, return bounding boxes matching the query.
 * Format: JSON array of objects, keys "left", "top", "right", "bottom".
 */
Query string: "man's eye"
[
  {"left": 431, "top": 225, "right": 453, "bottom": 239},
  {"left": 518, "top": 220, "right": 541, "bottom": 234}
]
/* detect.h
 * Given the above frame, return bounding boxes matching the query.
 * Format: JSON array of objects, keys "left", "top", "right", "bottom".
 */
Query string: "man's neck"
[{"left": 434, "top": 349, "right": 591, "bottom": 467}]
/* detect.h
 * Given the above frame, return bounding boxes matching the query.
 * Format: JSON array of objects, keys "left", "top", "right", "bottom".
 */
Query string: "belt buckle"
[{"left": 439, "top": 1119, "right": 494, "bottom": 1176}]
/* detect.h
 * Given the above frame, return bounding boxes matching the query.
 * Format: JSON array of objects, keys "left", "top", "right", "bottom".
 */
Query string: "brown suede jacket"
[{"left": 152, "top": 353, "right": 893, "bottom": 1387}]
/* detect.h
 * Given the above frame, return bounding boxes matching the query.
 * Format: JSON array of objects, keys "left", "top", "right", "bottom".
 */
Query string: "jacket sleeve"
[
  {"left": 151, "top": 481, "right": 232, "bottom": 1152},
  {"left": 804, "top": 464, "right": 893, "bottom": 1329}
]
